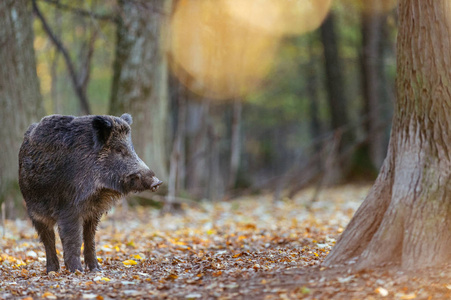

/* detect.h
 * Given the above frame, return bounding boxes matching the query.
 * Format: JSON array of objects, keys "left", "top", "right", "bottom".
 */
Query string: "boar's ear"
[
  {"left": 120, "top": 113, "right": 133, "bottom": 125},
  {"left": 92, "top": 116, "right": 113, "bottom": 147}
]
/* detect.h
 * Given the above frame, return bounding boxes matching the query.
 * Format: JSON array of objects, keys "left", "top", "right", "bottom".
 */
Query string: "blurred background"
[{"left": 0, "top": 0, "right": 397, "bottom": 216}]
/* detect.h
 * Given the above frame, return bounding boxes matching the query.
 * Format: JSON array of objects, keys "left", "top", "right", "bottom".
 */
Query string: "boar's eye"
[{"left": 114, "top": 147, "right": 127, "bottom": 156}]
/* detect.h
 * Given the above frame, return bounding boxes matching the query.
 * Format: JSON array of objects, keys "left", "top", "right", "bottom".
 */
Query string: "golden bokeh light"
[
  {"left": 169, "top": 0, "right": 280, "bottom": 100},
  {"left": 224, "top": 0, "right": 332, "bottom": 36},
  {"left": 169, "top": 0, "right": 333, "bottom": 100}
]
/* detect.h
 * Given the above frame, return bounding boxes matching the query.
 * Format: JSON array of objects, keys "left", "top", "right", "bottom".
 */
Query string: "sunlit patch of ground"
[{"left": 6, "top": 184, "right": 447, "bottom": 299}]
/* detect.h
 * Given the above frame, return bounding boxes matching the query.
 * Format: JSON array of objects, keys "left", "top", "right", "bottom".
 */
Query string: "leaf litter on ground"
[{"left": 2, "top": 184, "right": 451, "bottom": 299}]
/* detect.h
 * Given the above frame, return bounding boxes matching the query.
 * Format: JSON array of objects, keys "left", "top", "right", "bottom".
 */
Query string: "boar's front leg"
[
  {"left": 83, "top": 215, "right": 101, "bottom": 271},
  {"left": 32, "top": 219, "right": 59, "bottom": 273},
  {"left": 57, "top": 215, "right": 83, "bottom": 272}
]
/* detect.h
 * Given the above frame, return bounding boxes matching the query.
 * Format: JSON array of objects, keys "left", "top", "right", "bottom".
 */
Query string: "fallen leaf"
[
  {"left": 123, "top": 259, "right": 138, "bottom": 266},
  {"left": 375, "top": 287, "right": 389, "bottom": 297},
  {"left": 132, "top": 254, "right": 144, "bottom": 260},
  {"left": 185, "top": 293, "right": 202, "bottom": 299},
  {"left": 399, "top": 293, "right": 416, "bottom": 300},
  {"left": 43, "top": 292, "right": 57, "bottom": 299}
]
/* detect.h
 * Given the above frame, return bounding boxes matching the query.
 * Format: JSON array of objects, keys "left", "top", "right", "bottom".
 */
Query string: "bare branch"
[
  {"left": 78, "top": 29, "right": 98, "bottom": 95},
  {"left": 32, "top": 0, "right": 91, "bottom": 114},
  {"left": 38, "top": 0, "right": 118, "bottom": 22}
]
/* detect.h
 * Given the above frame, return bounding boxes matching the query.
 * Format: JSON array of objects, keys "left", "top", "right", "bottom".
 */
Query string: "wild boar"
[{"left": 18, "top": 113, "right": 162, "bottom": 273}]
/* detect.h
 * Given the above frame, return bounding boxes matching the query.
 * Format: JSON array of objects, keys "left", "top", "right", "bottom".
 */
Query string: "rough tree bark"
[
  {"left": 323, "top": 0, "right": 451, "bottom": 270},
  {"left": 0, "top": 0, "right": 45, "bottom": 212},
  {"left": 110, "top": 0, "right": 169, "bottom": 180}
]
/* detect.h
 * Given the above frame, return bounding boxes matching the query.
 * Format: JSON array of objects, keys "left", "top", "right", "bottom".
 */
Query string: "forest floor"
[{"left": 1, "top": 184, "right": 451, "bottom": 299}]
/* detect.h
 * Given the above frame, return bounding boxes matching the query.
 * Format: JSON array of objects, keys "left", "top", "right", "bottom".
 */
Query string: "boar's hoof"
[
  {"left": 89, "top": 267, "right": 102, "bottom": 273},
  {"left": 46, "top": 266, "right": 60, "bottom": 274}
]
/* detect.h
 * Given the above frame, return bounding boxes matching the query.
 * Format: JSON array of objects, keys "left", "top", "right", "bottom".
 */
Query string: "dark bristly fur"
[{"left": 18, "top": 113, "right": 162, "bottom": 273}]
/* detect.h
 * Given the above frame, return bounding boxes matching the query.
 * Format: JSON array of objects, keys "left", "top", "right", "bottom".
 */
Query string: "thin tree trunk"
[
  {"left": 186, "top": 100, "right": 210, "bottom": 198},
  {"left": 360, "top": 2, "right": 387, "bottom": 169},
  {"left": 207, "top": 113, "right": 222, "bottom": 200},
  {"left": 228, "top": 100, "right": 242, "bottom": 190},
  {"left": 0, "top": 0, "right": 45, "bottom": 214},
  {"left": 320, "top": 12, "right": 351, "bottom": 184},
  {"left": 324, "top": 0, "right": 451, "bottom": 270},
  {"left": 307, "top": 33, "right": 322, "bottom": 166},
  {"left": 166, "top": 84, "right": 186, "bottom": 213}
]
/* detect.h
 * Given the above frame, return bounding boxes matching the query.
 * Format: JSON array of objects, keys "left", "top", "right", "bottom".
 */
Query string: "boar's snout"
[
  {"left": 150, "top": 178, "right": 163, "bottom": 191},
  {"left": 124, "top": 170, "right": 162, "bottom": 193}
]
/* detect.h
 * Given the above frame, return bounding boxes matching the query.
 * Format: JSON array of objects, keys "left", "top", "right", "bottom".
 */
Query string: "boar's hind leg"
[
  {"left": 57, "top": 216, "right": 83, "bottom": 272},
  {"left": 32, "top": 219, "right": 59, "bottom": 273},
  {"left": 83, "top": 215, "right": 101, "bottom": 271}
]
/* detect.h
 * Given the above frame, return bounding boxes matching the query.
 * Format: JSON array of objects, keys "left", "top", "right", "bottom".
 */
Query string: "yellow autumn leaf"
[
  {"left": 42, "top": 291, "right": 57, "bottom": 299},
  {"left": 15, "top": 261, "right": 26, "bottom": 267},
  {"left": 132, "top": 254, "right": 145, "bottom": 260},
  {"left": 123, "top": 259, "right": 138, "bottom": 266},
  {"left": 399, "top": 293, "right": 416, "bottom": 300},
  {"left": 100, "top": 277, "right": 110, "bottom": 282}
]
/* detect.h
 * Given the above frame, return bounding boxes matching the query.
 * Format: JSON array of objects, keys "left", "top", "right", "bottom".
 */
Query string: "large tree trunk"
[
  {"left": 324, "top": 0, "right": 451, "bottom": 270},
  {"left": 0, "top": 0, "right": 45, "bottom": 213},
  {"left": 110, "top": 0, "right": 169, "bottom": 180}
]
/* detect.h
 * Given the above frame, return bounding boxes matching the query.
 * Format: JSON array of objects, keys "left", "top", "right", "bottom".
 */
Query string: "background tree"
[
  {"left": 110, "top": 0, "right": 170, "bottom": 181},
  {"left": 0, "top": 0, "right": 45, "bottom": 215},
  {"left": 324, "top": 0, "right": 451, "bottom": 270},
  {"left": 319, "top": 12, "right": 353, "bottom": 184},
  {"left": 359, "top": 0, "right": 392, "bottom": 171}
]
